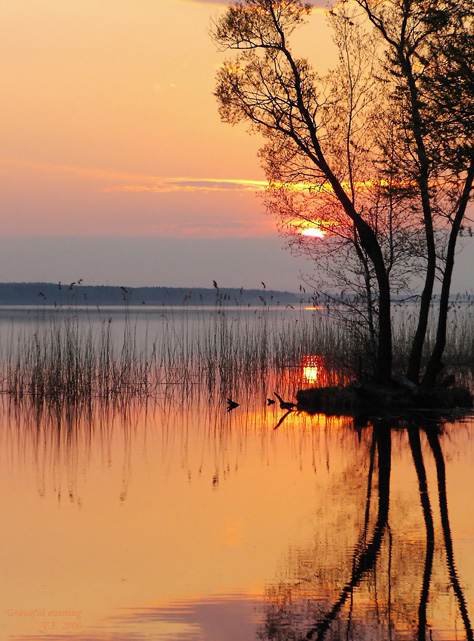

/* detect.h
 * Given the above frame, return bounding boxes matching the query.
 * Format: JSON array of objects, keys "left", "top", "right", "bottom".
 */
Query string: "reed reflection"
[
  {"left": 259, "top": 420, "right": 473, "bottom": 641},
  {"left": 1, "top": 397, "right": 147, "bottom": 505}
]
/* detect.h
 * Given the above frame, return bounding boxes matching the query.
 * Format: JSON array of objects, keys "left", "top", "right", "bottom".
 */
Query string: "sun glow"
[
  {"left": 299, "top": 355, "right": 340, "bottom": 388},
  {"left": 290, "top": 218, "right": 335, "bottom": 238},
  {"left": 301, "top": 228, "right": 325, "bottom": 238},
  {"left": 302, "top": 355, "right": 325, "bottom": 385},
  {"left": 288, "top": 355, "right": 335, "bottom": 389}
]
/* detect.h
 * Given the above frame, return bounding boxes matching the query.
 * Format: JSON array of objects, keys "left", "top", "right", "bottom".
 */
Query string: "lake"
[{"left": 0, "top": 307, "right": 473, "bottom": 640}]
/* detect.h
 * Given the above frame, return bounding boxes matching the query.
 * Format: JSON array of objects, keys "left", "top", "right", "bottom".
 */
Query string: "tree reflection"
[
  {"left": 258, "top": 420, "right": 473, "bottom": 641},
  {"left": 426, "top": 430, "right": 473, "bottom": 640},
  {"left": 408, "top": 426, "right": 434, "bottom": 641}
]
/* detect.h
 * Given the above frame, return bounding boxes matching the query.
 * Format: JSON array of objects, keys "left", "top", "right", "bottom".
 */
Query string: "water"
[{"left": 0, "top": 308, "right": 473, "bottom": 640}]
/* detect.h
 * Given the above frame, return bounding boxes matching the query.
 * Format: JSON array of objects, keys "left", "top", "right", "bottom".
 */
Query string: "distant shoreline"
[
  {"left": 0, "top": 282, "right": 303, "bottom": 307},
  {"left": 0, "top": 283, "right": 471, "bottom": 308}
]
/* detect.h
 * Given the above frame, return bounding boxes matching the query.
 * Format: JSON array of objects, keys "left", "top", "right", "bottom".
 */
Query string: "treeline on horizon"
[
  {"left": 0, "top": 282, "right": 303, "bottom": 307},
  {"left": 0, "top": 283, "right": 471, "bottom": 309}
]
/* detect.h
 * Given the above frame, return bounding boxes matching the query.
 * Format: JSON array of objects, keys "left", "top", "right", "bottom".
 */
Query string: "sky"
[{"left": 0, "top": 0, "right": 472, "bottom": 292}]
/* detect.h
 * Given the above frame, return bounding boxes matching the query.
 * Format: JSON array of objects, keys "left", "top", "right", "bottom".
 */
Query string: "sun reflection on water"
[
  {"left": 302, "top": 354, "right": 326, "bottom": 385},
  {"left": 290, "top": 354, "right": 339, "bottom": 390}
]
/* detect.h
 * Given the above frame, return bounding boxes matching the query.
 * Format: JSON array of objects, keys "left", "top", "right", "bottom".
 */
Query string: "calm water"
[{"left": 0, "top": 308, "right": 473, "bottom": 640}]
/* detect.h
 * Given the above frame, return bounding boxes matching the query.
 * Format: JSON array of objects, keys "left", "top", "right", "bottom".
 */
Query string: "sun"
[{"left": 301, "top": 227, "right": 325, "bottom": 239}]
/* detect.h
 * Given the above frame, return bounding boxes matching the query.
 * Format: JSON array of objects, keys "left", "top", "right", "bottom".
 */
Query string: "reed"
[
  {"left": 3, "top": 314, "right": 155, "bottom": 403},
  {"left": 1, "top": 299, "right": 473, "bottom": 406}
]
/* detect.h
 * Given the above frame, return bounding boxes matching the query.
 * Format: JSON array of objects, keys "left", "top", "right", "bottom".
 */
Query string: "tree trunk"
[
  {"left": 406, "top": 253, "right": 436, "bottom": 384},
  {"left": 426, "top": 430, "right": 474, "bottom": 639},
  {"left": 408, "top": 427, "right": 435, "bottom": 640},
  {"left": 321, "top": 165, "right": 393, "bottom": 383},
  {"left": 401, "top": 55, "right": 437, "bottom": 386},
  {"left": 422, "top": 160, "right": 474, "bottom": 389}
]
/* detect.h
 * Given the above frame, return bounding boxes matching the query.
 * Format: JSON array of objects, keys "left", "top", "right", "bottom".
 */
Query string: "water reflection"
[
  {"left": 1, "top": 390, "right": 473, "bottom": 640},
  {"left": 290, "top": 354, "right": 340, "bottom": 390},
  {"left": 258, "top": 420, "right": 474, "bottom": 641},
  {"left": 302, "top": 355, "right": 331, "bottom": 387}
]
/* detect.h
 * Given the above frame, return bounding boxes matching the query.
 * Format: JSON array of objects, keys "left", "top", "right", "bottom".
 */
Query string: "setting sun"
[
  {"left": 288, "top": 216, "right": 341, "bottom": 239},
  {"left": 302, "top": 228, "right": 325, "bottom": 239}
]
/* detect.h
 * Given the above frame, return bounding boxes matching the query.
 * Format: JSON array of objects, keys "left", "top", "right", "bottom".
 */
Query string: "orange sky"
[
  {"left": 1, "top": 0, "right": 472, "bottom": 291},
  {"left": 0, "top": 0, "right": 335, "bottom": 240}
]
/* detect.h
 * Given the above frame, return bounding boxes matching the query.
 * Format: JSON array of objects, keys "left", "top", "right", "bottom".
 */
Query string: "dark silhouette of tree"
[
  {"left": 353, "top": 0, "right": 474, "bottom": 387},
  {"left": 408, "top": 426, "right": 435, "bottom": 640},
  {"left": 212, "top": 0, "right": 393, "bottom": 383},
  {"left": 212, "top": 0, "right": 474, "bottom": 387}
]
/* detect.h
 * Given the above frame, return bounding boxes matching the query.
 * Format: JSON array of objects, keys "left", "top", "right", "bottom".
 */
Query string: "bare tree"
[
  {"left": 212, "top": 0, "right": 474, "bottom": 388},
  {"left": 353, "top": 0, "right": 474, "bottom": 387},
  {"left": 213, "top": 0, "right": 393, "bottom": 382}
]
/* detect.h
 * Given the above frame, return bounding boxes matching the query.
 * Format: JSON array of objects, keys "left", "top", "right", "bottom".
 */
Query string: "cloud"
[
  {"left": 101, "top": 177, "right": 268, "bottom": 194},
  {"left": 0, "top": 156, "right": 266, "bottom": 195},
  {"left": 0, "top": 154, "right": 149, "bottom": 184}
]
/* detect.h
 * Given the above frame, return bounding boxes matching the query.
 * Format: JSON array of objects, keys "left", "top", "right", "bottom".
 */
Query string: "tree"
[
  {"left": 352, "top": 0, "right": 474, "bottom": 387},
  {"left": 212, "top": 0, "right": 474, "bottom": 388},
  {"left": 260, "top": 12, "right": 425, "bottom": 369}
]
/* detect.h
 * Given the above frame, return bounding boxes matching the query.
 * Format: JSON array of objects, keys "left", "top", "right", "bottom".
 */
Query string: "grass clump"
[{"left": 3, "top": 315, "right": 155, "bottom": 403}]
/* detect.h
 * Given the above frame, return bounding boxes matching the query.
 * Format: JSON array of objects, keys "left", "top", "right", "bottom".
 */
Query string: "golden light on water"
[
  {"left": 302, "top": 355, "right": 326, "bottom": 385},
  {"left": 289, "top": 355, "right": 335, "bottom": 389}
]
